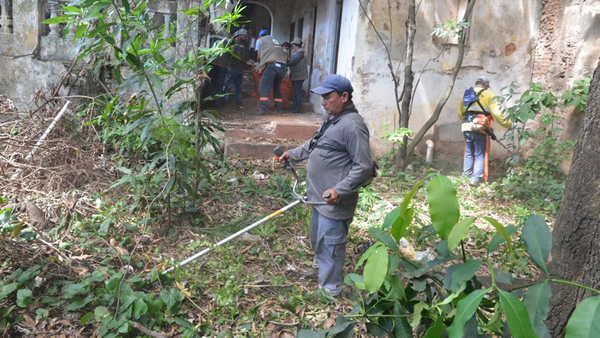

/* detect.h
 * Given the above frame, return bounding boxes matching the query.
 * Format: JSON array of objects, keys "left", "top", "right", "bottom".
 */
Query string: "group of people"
[
  {"left": 206, "top": 27, "right": 251, "bottom": 108},
  {"left": 252, "top": 30, "right": 308, "bottom": 115},
  {"left": 206, "top": 27, "right": 308, "bottom": 114}
]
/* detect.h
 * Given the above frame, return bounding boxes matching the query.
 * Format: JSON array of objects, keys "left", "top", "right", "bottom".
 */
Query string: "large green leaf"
[
  {"left": 565, "top": 295, "right": 600, "bottom": 338},
  {"left": 522, "top": 215, "right": 552, "bottom": 274},
  {"left": 423, "top": 316, "right": 444, "bottom": 338},
  {"left": 488, "top": 225, "right": 518, "bottom": 254},
  {"left": 499, "top": 289, "right": 539, "bottom": 338},
  {"left": 427, "top": 175, "right": 459, "bottom": 240},
  {"left": 364, "top": 243, "right": 389, "bottom": 293},
  {"left": 448, "top": 217, "right": 476, "bottom": 252},
  {"left": 483, "top": 217, "right": 513, "bottom": 252},
  {"left": 523, "top": 282, "right": 551, "bottom": 338},
  {"left": 444, "top": 260, "right": 482, "bottom": 293},
  {"left": 447, "top": 288, "right": 490, "bottom": 338},
  {"left": 296, "top": 331, "right": 320, "bottom": 338},
  {"left": 368, "top": 227, "right": 400, "bottom": 255}
]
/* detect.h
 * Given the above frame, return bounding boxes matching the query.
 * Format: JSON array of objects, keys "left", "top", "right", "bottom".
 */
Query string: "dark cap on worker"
[
  {"left": 259, "top": 29, "right": 269, "bottom": 37},
  {"left": 311, "top": 74, "right": 354, "bottom": 95},
  {"left": 476, "top": 76, "right": 490, "bottom": 87}
]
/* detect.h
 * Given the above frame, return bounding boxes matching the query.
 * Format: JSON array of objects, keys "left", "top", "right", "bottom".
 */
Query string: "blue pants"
[
  {"left": 259, "top": 62, "right": 286, "bottom": 111},
  {"left": 310, "top": 208, "right": 351, "bottom": 295},
  {"left": 463, "top": 131, "right": 487, "bottom": 183},
  {"left": 225, "top": 68, "right": 243, "bottom": 105},
  {"left": 292, "top": 80, "right": 304, "bottom": 110},
  {"left": 208, "top": 65, "right": 227, "bottom": 106}
]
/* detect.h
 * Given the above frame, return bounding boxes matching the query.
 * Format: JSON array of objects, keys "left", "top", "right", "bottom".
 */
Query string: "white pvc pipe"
[
  {"left": 25, "top": 101, "right": 71, "bottom": 161},
  {"left": 11, "top": 101, "right": 71, "bottom": 180},
  {"left": 425, "top": 140, "right": 434, "bottom": 162}
]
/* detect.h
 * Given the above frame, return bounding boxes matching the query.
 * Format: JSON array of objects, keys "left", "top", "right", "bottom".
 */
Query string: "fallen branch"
[{"left": 130, "top": 322, "right": 167, "bottom": 338}]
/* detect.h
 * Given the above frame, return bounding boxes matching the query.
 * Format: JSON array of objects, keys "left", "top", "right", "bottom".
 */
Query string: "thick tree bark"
[{"left": 546, "top": 57, "right": 600, "bottom": 336}]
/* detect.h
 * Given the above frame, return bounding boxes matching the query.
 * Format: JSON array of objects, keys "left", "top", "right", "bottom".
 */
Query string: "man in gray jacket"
[{"left": 278, "top": 74, "right": 373, "bottom": 297}]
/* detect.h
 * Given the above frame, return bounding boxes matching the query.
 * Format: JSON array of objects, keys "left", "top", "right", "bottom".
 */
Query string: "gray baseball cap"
[
  {"left": 476, "top": 76, "right": 491, "bottom": 87},
  {"left": 311, "top": 74, "right": 354, "bottom": 95}
]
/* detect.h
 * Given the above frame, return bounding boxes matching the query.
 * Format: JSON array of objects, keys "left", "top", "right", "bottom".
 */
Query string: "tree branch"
[{"left": 406, "top": 0, "right": 478, "bottom": 157}]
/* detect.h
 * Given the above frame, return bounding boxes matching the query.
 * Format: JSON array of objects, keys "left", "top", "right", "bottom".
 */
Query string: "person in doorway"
[
  {"left": 458, "top": 76, "right": 511, "bottom": 186},
  {"left": 206, "top": 29, "right": 230, "bottom": 107},
  {"left": 281, "top": 42, "right": 291, "bottom": 63},
  {"left": 286, "top": 37, "right": 308, "bottom": 114},
  {"left": 253, "top": 30, "right": 287, "bottom": 115},
  {"left": 224, "top": 28, "right": 248, "bottom": 108},
  {"left": 277, "top": 74, "right": 373, "bottom": 297},
  {"left": 248, "top": 28, "right": 257, "bottom": 60}
]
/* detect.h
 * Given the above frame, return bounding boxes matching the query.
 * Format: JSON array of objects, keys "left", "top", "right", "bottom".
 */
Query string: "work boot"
[{"left": 252, "top": 109, "right": 268, "bottom": 115}]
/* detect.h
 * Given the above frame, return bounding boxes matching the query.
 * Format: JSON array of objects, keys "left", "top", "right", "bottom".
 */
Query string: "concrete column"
[{"left": 12, "top": 0, "right": 41, "bottom": 55}]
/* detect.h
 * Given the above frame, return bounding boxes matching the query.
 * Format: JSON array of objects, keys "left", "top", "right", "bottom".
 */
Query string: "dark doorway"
[{"left": 239, "top": 3, "right": 271, "bottom": 35}]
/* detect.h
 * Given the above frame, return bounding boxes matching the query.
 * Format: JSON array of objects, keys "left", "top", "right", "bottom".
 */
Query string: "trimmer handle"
[{"left": 274, "top": 146, "right": 292, "bottom": 170}]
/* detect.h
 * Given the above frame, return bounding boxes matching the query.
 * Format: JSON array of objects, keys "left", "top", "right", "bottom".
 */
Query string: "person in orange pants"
[{"left": 252, "top": 30, "right": 287, "bottom": 115}]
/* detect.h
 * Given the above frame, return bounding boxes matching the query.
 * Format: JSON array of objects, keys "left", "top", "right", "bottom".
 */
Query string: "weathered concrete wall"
[
  {"left": 350, "top": 0, "right": 544, "bottom": 159},
  {"left": 2, "top": 0, "right": 600, "bottom": 166},
  {"left": 0, "top": 0, "right": 71, "bottom": 110}
]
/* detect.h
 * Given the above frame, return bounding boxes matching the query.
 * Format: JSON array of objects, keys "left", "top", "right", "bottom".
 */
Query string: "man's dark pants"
[
  {"left": 258, "top": 62, "right": 286, "bottom": 112},
  {"left": 292, "top": 79, "right": 304, "bottom": 112}
]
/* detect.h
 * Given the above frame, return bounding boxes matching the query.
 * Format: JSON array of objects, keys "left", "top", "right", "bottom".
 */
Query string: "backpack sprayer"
[{"left": 163, "top": 147, "right": 328, "bottom": 273}]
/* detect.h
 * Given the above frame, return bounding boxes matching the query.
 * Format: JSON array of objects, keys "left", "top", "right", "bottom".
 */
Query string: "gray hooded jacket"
[{"left": 287, "top": 103, "right": 372, "bottom": 220}]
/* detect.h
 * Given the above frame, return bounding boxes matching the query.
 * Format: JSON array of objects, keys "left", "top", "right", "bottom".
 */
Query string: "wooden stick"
[{"left": 130, "top": 322, "right": 167, "bottom": 338}]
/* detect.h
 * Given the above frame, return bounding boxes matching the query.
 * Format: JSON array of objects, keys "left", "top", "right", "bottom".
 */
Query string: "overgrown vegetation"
[
  {"left": 494, "top": 79, "right": 589, "bottom": 215},
  {"left": 0, "top": 1, "right": 593, "bottom": 338}
]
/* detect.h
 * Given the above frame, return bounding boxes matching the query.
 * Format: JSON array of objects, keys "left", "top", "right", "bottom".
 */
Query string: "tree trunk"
[
  {"left": 398, "top": 0, "right": 416, "bottom": 171},
  {"left": 405, "top": 0, "right": 477, "bottom": 159},
  {"left": 546, "top": 57, "right": 600, "bottom": 336}
]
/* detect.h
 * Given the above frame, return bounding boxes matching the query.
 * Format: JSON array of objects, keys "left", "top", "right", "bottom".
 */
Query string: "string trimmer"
[{"left": 164, "top": 147, "right": 326, "bottom": 273}]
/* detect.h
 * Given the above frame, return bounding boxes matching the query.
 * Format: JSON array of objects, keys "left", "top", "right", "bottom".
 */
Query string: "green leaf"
[
  {"left": 16, "top": 288, "right": 33, "bottom": 307},
  {"left": 424, "top": 316, "right": 444, "bottom": 338},
  {"left": 147, "top": 73, "right": 163, "bottom": 92},
  {"left": 368, "top": 227, "right": 400, "bottom": 255},
  {"left": 364, "top": 243, "right": 389, "bottom": 293},
  {"left": 488, "top": 225, "right": 518, "bottom": 254},
  {"left": 445, "top": 260, "right": 482, "bottom": 293},
  {"left": 427, "top": 175, "right": 459, "bottom": 240},
  {"left": 80, "top": 312, "right": 93, "bottom": 326},
  {"left": 483, "top": 217, "right": 513, "bottom": 252},
  {"left": 62, "top": 283, "right": 88, "bottom": 299},
  {"left": 448, "top": 217, "right": 476, "bottom": 252},
  {"left": 133, "top": 298, "right": 148, "bottom": 319},
  {"left": 523, "top": 282, "right": 551, "bottom": 338},
  {"left": 565, "top": 295, "right": 600, "bottom": 338},
  {"left": 345, "top": 273, "right": 365, "bottom": 290},
  {"left": 160, "top": 288, "right": 184, "bottom": 312},
  {"left": 522, "top": 215, "right": 552, "bottom": 274},
  {"left": 0, "top": 283, "right": 18, "bottom": 300},
  {"left": 387, "top": 176, "right": 429, "bottom": 241},
  {"left": 98, "top": 217, "right": 113, "bottom": 237},
  {"left": 296, "top": 331, "right": 320, "bottom": 338},
  {"left": 94, "top": 306, "right": 110, "bottom": 322},
  {"left": 65, "top": 297, "right": 94, "bottom": 311},
  {"left": 499, "top": 289, "right": 539, "bottom": 338},
  {"left": 35, "top": 308, "right": 49, "bottom": 320},
  {"left": 447, "top": 288, "right": 489, "bottom": 338}
]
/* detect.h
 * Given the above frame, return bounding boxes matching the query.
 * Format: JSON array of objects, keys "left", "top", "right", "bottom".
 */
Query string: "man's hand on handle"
[{"left": 323, "top": 189, "right": 339, "bottom": 205}]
